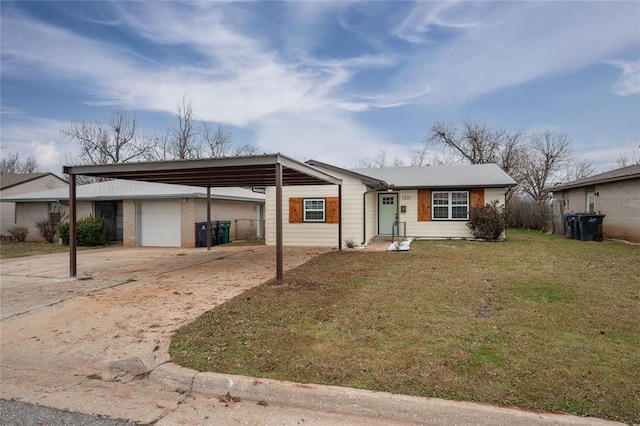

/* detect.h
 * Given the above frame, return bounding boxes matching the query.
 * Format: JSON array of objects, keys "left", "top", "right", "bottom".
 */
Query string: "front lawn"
[{"left": 170, "top": 230, "right": 640, "bottom": 424}]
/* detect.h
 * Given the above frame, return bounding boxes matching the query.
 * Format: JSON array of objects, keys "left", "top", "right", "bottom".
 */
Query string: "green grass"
[{"left": 170, "top": 229, "right": 640, "bottom": 424}]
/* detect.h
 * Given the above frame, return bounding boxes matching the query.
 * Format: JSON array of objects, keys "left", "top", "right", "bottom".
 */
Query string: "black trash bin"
[
  {"left": 564, "top": 214, "right": 576, "bottom": 239},
  {"left": 210, "top": 221, "right": 219, "bottom": 246},
  {"left": 578, "top": 214, "right": 606, "bottom": 242},
  {"left": 564, "top": 213, "right": 583, "bottom": 239},
  {"left": 195, "top": 222, "right": 207, "bottom": 247},
  {"left": 195, "top": 221, "right": 219, "bottom": 246}
]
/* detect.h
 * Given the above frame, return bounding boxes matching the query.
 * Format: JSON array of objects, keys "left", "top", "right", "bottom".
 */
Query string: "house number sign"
[{"left": 401, "top": 195, "right": 412, "bottom": 200}]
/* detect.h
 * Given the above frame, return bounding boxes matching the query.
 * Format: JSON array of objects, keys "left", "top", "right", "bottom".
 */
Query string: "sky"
[{"left": 1, "top": 1, "right": 639, "bottom": 176}]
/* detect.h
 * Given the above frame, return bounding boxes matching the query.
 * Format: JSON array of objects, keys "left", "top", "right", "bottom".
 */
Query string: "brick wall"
[
  {"left": 16, "top": 201, "right": 92, "bottom": 242},
  {"left": 560, "top": 177, "right": 640, "bottom": 242}
]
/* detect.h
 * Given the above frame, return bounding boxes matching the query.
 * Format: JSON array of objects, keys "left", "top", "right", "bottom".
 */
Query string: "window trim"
[
  {"left": 431, "top": 190, "right": 470, "bottom": 221},
  {"left": 303, "top": 198, "right": 326, "bottom": 222}
]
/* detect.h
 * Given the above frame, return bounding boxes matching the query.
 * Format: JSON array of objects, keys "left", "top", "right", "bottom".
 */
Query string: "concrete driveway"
[{"left": 0, "top": 244, "right": 347, "bottom": 423}]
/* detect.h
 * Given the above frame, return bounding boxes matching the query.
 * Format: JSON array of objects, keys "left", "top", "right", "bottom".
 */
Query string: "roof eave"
[
  {"left": 548, "top": 173, "right": 640, "bottom": 192},
  {"left": 305, "top": 159, "right": 389, "bottom": 188}
]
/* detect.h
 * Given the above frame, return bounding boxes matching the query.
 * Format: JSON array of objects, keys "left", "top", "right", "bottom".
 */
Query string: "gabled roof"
[
  {"left": 1, "top": 179, "right": 264, "bottom": 203},
  {"left": 348, "top": 163, "right": 517, "bottom": 188},
  {"left": 0, "top": 173, "right": 67, "bottom": 190},
  {"left": 549, "top": 164, "right": 640, "bottom": 191},
  {"left": 306, "top": 160, "right": 389, "bottom": 188}
]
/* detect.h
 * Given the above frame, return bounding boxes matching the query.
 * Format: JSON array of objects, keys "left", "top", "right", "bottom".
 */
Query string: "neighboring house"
[
  {"left": 548, "top": 164, "right": 640, "bottom": 242},
  {"left": 0, "top": 173, "right": 68, "bottom": 235},
  {"left": 5, "top": 179, "right": 265, "bottom": 247},
  {"left": 265, "top": 161, "right": 517, "bottom": 247}
]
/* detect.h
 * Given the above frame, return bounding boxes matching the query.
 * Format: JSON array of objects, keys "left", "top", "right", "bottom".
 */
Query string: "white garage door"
[{"left": 139, "top": 201, "right": 181, "bottom": 247}]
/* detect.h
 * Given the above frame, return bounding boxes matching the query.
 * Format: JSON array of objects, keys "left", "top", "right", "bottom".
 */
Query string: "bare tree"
[
  {"left": 409, "top": 145, "right": 430, "bottom": 166},
  {"left": 428, "top": 120, "right": 526, "bottom": 171},
  {"left": 357, "top": 148, "right": 405, "bottom": 168},
  {"left": 427, "top": 120, "right": 527, "bottom": 203},
  {"left": 562, "top": 158, "right": 595, "bottom": 183},
  {"left": 144, "top": 131, "right": 172, "bottom": 161},
  {"left": 612, "top": 144, "right": 640, "bottom": 168},
  {"left": 61, "top": 107, "right": 152, "bottom": 165},
  {"left": 519, "top": 130, "right": 575, "bottom": 204},
  {"left": 0, "top": 153, "right": 40, "bottom": 174},
  {"left": 202, "top": 122, "right": 232, "bottom": 157},
  {"left": 232, "top": 143, "right": 259, "bottom": 156},
  {"left": 169, "top": 96, "right": 202, "bottom": 160}
]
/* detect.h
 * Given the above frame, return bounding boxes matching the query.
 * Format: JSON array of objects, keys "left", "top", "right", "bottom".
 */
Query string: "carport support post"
[
  {"left": 276, "top": 162, "right": 283, "bottom": 282},
  {"left": 69, "top": 173, "right": 77, "bottom": 278},
  {"left": 338, "top": 184, "right": 342, "bottom": 250},
  {"left": 206, "top": 187, "right": 211, "bottom": 250}
]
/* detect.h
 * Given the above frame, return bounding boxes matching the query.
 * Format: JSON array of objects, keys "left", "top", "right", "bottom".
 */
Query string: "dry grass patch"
[
  {"left": 0, "top": 241, "right": 71, "bottom": 259},
  {"left": 170, "top": 230, "right": 640, "bottom": 423}
]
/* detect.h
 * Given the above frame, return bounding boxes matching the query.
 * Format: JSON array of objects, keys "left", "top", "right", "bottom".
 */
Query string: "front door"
[
  {"left": 378, "top": 193, "right": 398, "bottom": 235},
  {"left": 95, "top": 201, "right": 123, "bottom": 241}
]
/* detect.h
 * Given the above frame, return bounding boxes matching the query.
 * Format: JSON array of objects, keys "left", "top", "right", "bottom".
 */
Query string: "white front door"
[
  {"left": 139, "top": 201, "right": 181, "bottom": 247},
  {"left": 378, "top": 193, "right": 398, "bottom": 235}
]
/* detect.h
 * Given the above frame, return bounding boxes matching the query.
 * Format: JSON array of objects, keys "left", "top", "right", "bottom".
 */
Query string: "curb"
[{"left": 149, "top": 363, "right": 625, "bottom": 425}]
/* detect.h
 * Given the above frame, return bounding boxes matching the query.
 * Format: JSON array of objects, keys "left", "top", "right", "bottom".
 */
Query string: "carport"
[{"left": 63, "top": 153, "right": 342, "bottom": 282}]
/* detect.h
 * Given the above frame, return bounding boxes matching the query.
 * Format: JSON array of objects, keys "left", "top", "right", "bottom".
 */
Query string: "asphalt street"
[{"left": 0, "top": 399, "right": 135, "bottom": 426}]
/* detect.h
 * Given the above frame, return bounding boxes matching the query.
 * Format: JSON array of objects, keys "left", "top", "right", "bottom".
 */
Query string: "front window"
[
  {"left": 432, "top": 191, "right": 469, "bottom": 220},
  {"left": 304, "top": 198, "right": 325, "bottom": 222},
  {"left": 49, "top": 202, "right": 61, "bottom": 223}
]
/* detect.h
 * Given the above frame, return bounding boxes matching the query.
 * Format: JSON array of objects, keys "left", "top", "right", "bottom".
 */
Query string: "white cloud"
[
  {"left": 394, "top": 1, "right": 482, "bottom": 44},
  {"left": 253, "top": 110, "right": 394, "bottom": 168},
  {"left": 0, "top": 115, "right": 74, "bottom": 175},
  {"left": 610, "top": 61, "right": 640, "bottom": 96},
  {"left": 1, "top": 1, "right": 638, "bottom": 171},
  {"left": 390, "top": 2, "right": 640, "bottom": 104},
  {"left": 31, "top": 141, "right": 64, "bottom": 172}
]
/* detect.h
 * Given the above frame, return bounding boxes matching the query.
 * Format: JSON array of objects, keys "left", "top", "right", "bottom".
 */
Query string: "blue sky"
[{"left": 1, "top": 1, "right": 639, "bottom": 175}]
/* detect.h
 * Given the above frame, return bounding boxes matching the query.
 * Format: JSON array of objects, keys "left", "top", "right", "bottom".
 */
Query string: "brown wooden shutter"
[
  {"left": 470, "top": 188, "right": 485, "bottom": 208},
  {"left": 289, "top": 197, "right": 303, "bottom": 223},
  {"left": 326, "top": 197, "right": 340, "bottom": 224},
  {"left": 417, "top": 189, "right": 431, "bottom": 221}
]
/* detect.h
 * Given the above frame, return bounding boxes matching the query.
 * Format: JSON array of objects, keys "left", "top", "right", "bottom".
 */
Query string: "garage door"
[{"left": 139, "top": 201, "right": 181, "bottom": 247}]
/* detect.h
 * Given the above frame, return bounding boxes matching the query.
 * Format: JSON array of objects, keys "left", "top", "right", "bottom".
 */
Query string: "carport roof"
[{"left": 63, "top": 153, "right": 341, "bottom": 187}]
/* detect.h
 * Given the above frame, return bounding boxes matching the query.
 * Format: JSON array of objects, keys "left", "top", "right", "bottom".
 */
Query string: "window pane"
[
  {"left": 306, "top": 210, "right": 324, "bottom": 220},
  {"left": 452, "top": 206, "right": 468, "bottom": 219},
  {"left": 451, "top": 192, "right": 467, "bottom": 205},
  {"left": 306, "top": 200, "right": 323, "bottom": 209},
  {"left": 433, "top": 206, "right": 448, "bottom": 219},
  {"left": 433, "top": 193, "right": 448, "bottom": 205},
  {"left": 304, "top": 199, "right": 325, "bottom": 221},
  {"left": 382, "top": 196, "right": 395, "bottom": 205}
]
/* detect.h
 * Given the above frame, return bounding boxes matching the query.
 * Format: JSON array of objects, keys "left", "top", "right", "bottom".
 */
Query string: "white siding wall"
[
  {"left": 265, "top": 171, "right": 369, "bottom": 247},
  {"left": 396, "top": 187, "right": 506, "bottom": 239},
  {"left": 365, "top": 191, "right": 377, "bottom": 244},
  {"left": 265, "top": 164, "right": 510, "bottom": 246}
]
